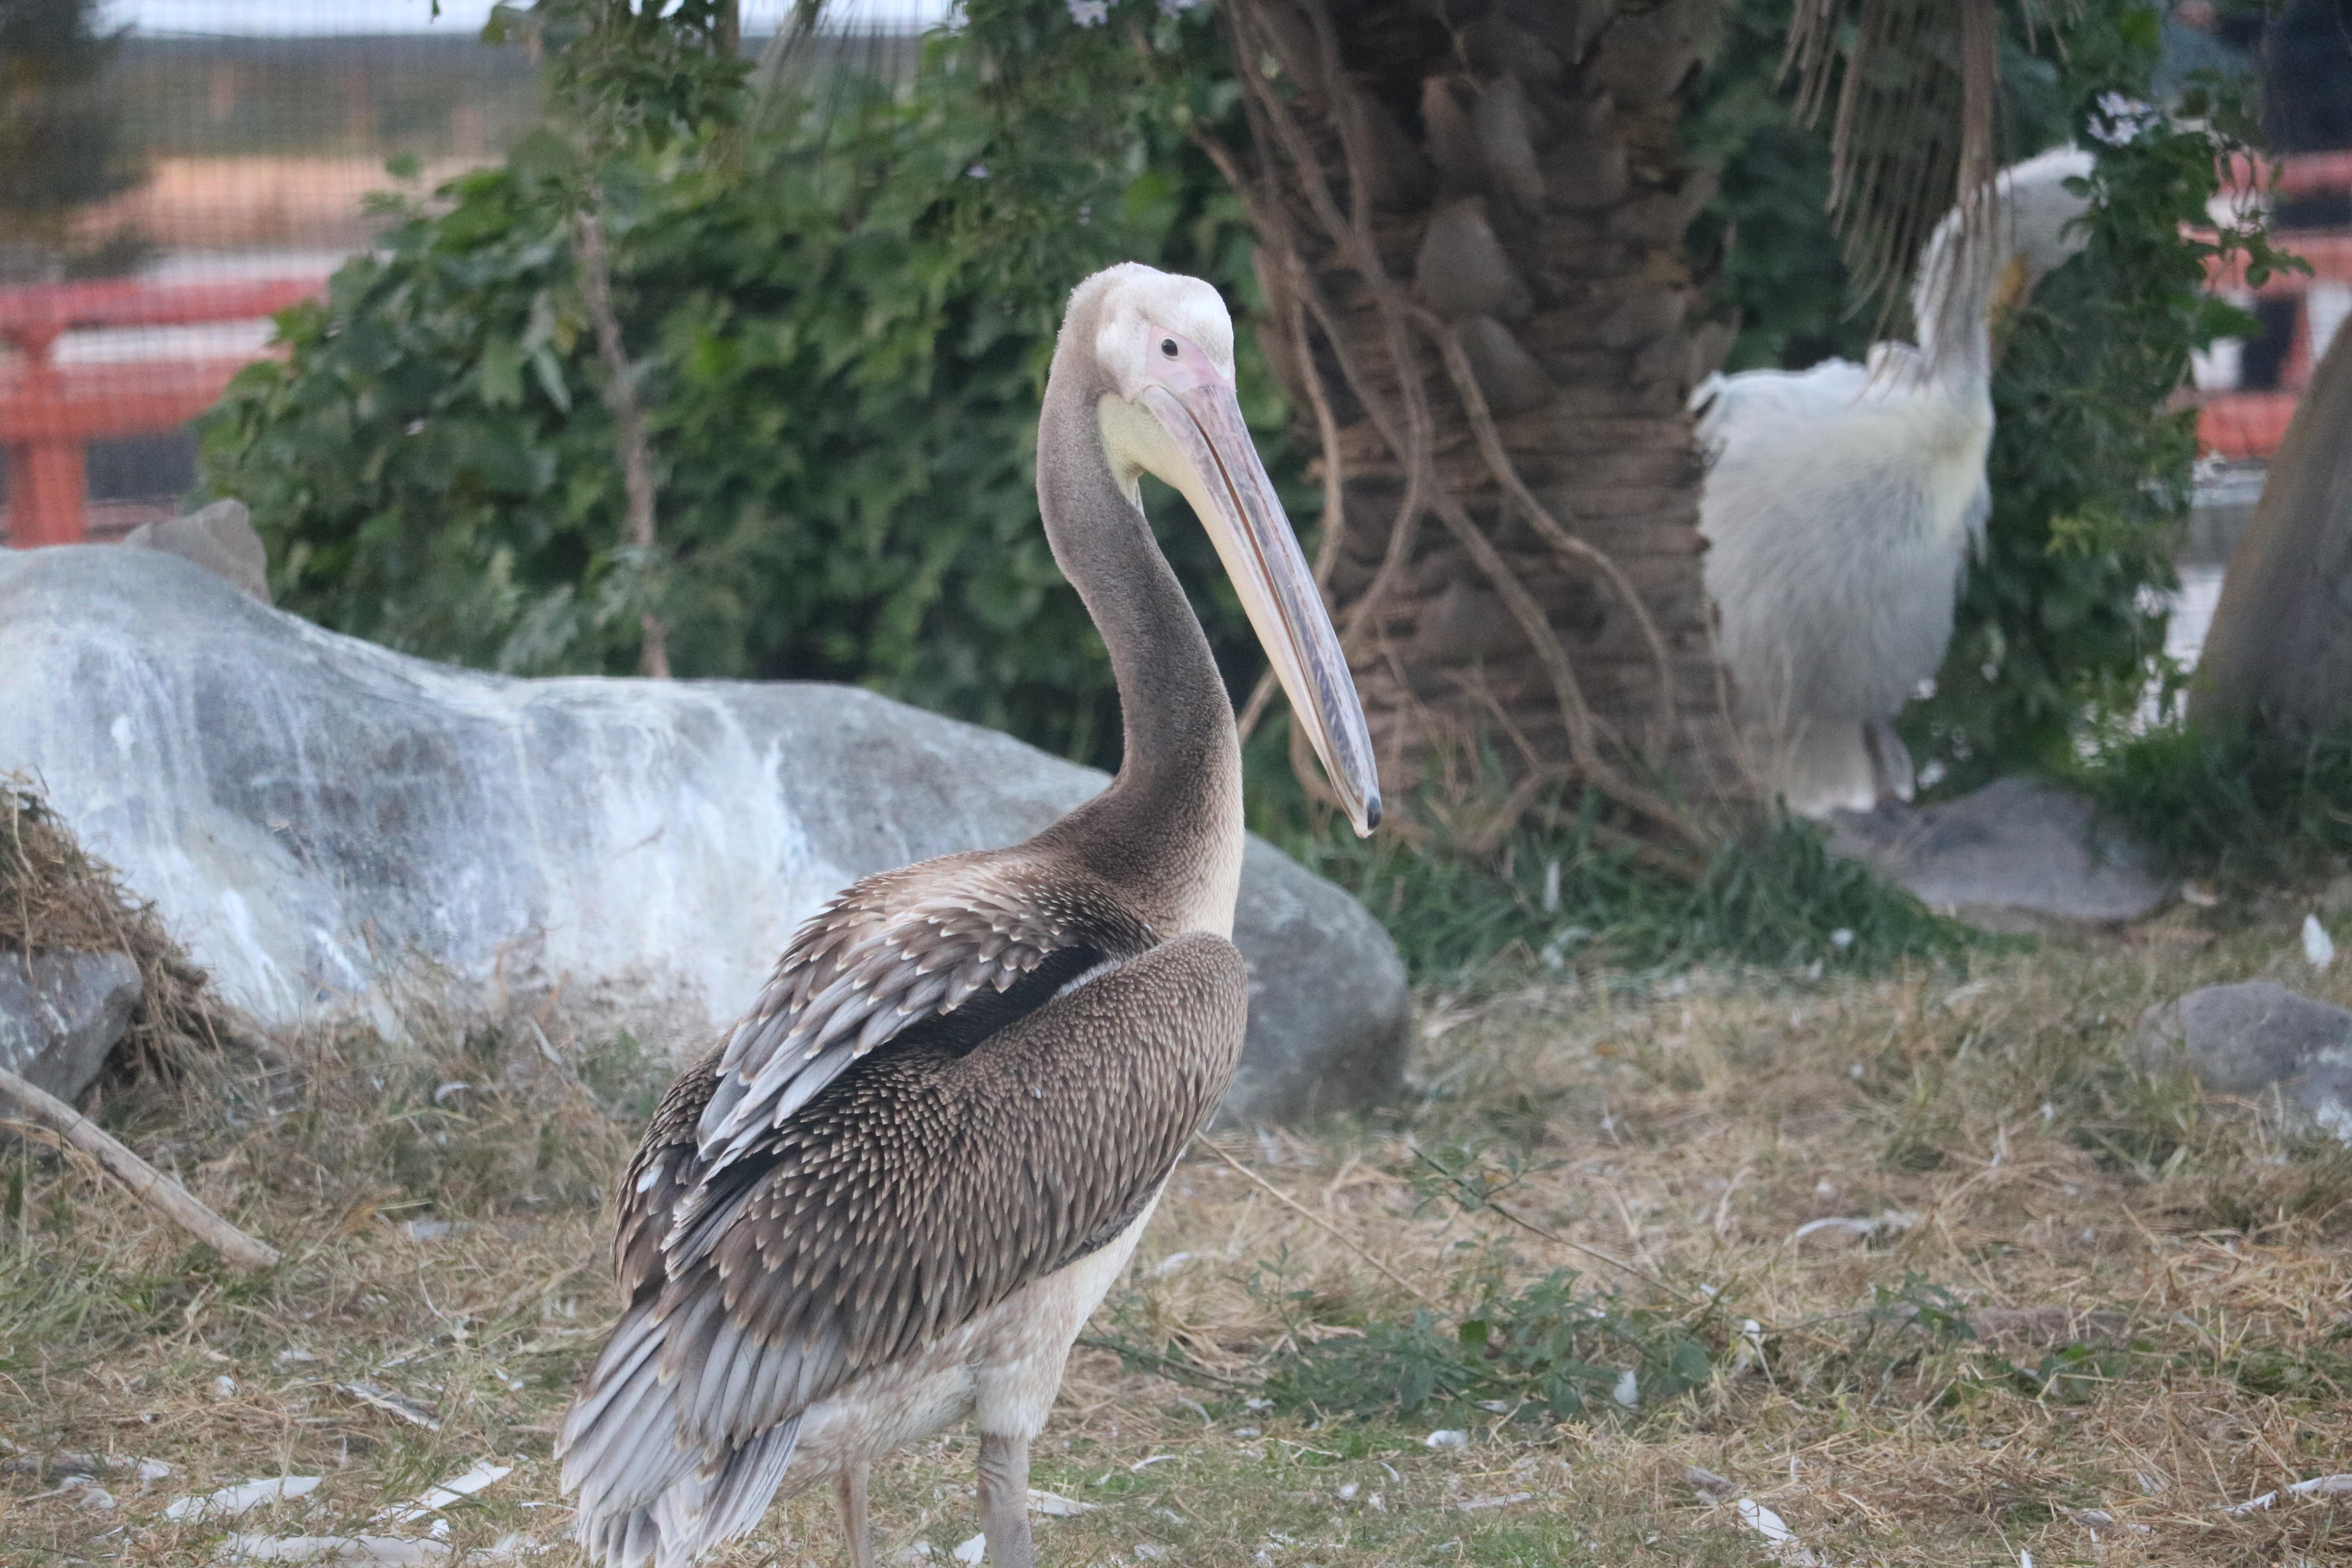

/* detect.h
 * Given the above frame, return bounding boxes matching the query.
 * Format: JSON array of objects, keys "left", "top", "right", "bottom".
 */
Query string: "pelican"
[
  {"left": 557, "top": 264, "right": 1380, "bottom": 1568},
  {"left": 1693, "top": 145, "right": 2096, "bottom": 817}
]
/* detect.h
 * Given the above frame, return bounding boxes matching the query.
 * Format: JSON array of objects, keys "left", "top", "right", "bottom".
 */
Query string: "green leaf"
[
  {"left": 479, "top": 335, "right": 526, "bottom": 408},
  {"left": 530, "top": 344, "right": 572, "bottom": 412},
  {"left": 506, "top": 127, "right": 579, "bottom": 187}
]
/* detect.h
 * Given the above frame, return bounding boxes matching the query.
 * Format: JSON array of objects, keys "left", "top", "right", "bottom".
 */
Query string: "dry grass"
[{"left": 3, "top": 912, "right": 2349, "bottom": 1565}]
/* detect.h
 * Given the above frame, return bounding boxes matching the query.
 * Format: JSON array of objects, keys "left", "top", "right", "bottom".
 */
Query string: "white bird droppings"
[
  {"left": 2225, "top": 1472, "right": 2352, "bottom": 1514},
  {"left": 371, "top": 1459, "right": 512, "bottom": 1526},
  {"left": 164, "top": 1475, "right": 322, "bottom": 1522},
  {"left": 1735, "top": 1498, "right": 1822, "bottom": 1565}
]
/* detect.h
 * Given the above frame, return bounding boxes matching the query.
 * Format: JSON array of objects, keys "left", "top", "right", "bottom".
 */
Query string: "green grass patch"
[
  {"left": 1279, "top": 783, "right": 1977, "bottom": 985},
  {"left": 2072, "top": 720, "right": 2352, "bottom": 890},
  {"left": 1250, "top": 1268, "right": 1720, "bottom": 1425}
]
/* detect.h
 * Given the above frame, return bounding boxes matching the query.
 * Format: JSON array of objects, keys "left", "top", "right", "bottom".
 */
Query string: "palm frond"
[{"left": 1783, "top": 0, "right": 2069, "bottom": 338}]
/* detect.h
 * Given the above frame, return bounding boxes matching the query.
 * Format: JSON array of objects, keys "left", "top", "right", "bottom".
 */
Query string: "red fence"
[{"left": 0, "top": 276, "right": 323, "bottom": 547}]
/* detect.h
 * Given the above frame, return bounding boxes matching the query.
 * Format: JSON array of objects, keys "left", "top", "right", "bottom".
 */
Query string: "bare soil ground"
[{"left": 4, "top": 913, "right": 2348, "bottom": 1566}]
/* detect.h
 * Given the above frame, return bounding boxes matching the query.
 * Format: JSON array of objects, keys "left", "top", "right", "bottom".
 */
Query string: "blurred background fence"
[{"left": 0, "top": 0, "right": 927, "bottom": 545}]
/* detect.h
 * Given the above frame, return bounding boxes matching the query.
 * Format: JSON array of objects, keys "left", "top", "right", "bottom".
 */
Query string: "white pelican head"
[
  {"left": 1917, "top": 145, "right": 2098, "bottom": 348},
  {"left": 1067, "top": 263, "right": 1381, "bottom": 837}
]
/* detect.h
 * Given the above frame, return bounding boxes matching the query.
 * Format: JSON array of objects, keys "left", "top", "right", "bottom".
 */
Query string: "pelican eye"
[{"left": 1160, "top": 338, "right": 1178, "bottom": 358}]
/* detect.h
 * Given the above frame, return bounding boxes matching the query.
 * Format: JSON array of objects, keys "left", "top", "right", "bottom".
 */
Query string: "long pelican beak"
[{"left": 1139, "top": 347, "right": 1381, "bottom": 835}]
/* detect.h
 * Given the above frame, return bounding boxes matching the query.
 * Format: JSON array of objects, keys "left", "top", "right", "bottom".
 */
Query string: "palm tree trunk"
[{"left": 1210, "top": 0, "right": 1751, "bottom": 846}]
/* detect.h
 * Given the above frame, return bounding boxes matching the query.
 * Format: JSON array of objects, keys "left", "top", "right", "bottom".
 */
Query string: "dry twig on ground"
[{"left": 0, "top": 1066, "right": 279, "bottom": 1271}]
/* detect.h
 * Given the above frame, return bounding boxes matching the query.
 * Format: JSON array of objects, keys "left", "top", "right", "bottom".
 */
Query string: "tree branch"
[
  {"left": 572, "top": 197, "right": 671, "bottom": 679},
  {"left": 0, "top": 1066, "right": 279, "bottom": 1272}
]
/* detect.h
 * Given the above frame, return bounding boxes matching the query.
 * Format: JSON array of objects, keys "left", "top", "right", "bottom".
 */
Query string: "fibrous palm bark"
[{"left": 1204, "top": 0, "right": 1751, "bottom": 847}]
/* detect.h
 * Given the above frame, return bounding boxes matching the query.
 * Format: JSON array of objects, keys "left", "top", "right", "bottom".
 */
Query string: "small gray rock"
[
  {"left": 0, "top": 950, "right": 142, "bottom": 1102},
  {"left": 2132, "top": 980, "right": 2352, "bottom": 1141},
  {"left": 1828, "top": 778, "right": 2168, "bottom": 932},
  {"left": 0, "top": 544, "right": 1408, "bottom": 1124},
  {"left": 122, "top": 498, "right": 272, "bottom": 604}
]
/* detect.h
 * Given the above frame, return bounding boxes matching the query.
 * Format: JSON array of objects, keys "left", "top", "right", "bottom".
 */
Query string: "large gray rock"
[
  {"left": 0, "top": 545, "right": 1406, "bottom": 1124},
  {"left": 0, "top": 951, "right": 142, "bottom": 1102},
  {"left": 1828, "top": 778, "right": 2168, "bottom": 932},
  {"left": 2133, "top": 980, "right": 2352, "bottom": 1141}
]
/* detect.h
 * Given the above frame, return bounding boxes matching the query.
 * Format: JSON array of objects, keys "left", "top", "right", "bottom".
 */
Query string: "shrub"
[{"left": 200, "top": 9, "right": 1290, "bottom": 769}]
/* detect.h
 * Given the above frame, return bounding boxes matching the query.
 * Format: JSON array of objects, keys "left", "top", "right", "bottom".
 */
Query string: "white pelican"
[
  {"left": 1694, "top": 145, "right": 2096, "bottom": 816},
  {"left": 557, "top": 264, "right": 1381, "bottom": 1568}
]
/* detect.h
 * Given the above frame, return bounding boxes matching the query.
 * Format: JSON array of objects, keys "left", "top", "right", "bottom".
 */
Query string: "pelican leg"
[
  {"left": 1864, "top": 717, "right": 1916, "bottom": 804},
  {"left": 976, "top": 1431, "right": 1036, "bottom": 1568},
  {"left": 836, "top": 1462, "right": 875, "bottom": 1568}
]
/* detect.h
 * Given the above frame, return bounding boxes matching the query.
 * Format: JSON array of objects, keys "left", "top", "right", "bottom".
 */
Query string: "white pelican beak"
[{"left": 1137, "top": 334, "right": 1381, "bottom": 835}]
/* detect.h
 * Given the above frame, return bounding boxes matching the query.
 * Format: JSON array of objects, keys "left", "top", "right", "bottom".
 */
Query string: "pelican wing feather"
[{"left": 694, "top": 855, "right": 1153, "bottom": 1169}]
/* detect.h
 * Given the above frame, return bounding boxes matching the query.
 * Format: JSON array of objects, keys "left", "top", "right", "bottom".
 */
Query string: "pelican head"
[
  {"left": 1903, "top": 145, "right": 2097, "bottom": 372},
  {"left": 1071, "top": 263, "right": 1381, "bottom": 836},
  {"left": 1916, "top": 146, "right": 2097, "bottom": 331},
  {"left": 1988, "top": 145, "right": 2098, "bottom": 316}
]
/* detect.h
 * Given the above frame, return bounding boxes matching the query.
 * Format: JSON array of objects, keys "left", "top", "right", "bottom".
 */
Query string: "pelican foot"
[{"left": 977, "top": 1431, "right": 1037, "bottom": 1568}]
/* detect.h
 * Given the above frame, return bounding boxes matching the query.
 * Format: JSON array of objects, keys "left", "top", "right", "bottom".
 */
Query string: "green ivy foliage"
[
  {"left": 519, "top": 0, "right": 750, "bottom": 155},
  {"left": 1920, "top": 64, "right": 2293, "bottom": 788},
  {"left": 198, "top": 2, "right": 1292, "bottom": 769}
]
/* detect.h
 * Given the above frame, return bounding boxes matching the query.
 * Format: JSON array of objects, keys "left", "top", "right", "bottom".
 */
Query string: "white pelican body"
[
  {"left": 1695, "top": 146, "right": 2096, "bottom": 815},
  {"left": 557, "top": 264, "right": 1380, "bottom": 1568}
]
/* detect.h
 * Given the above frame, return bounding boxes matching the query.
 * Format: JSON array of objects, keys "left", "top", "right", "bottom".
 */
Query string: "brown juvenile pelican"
[{"left": 557, "top": 263, "right": 1380, "bottom": 1568}]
